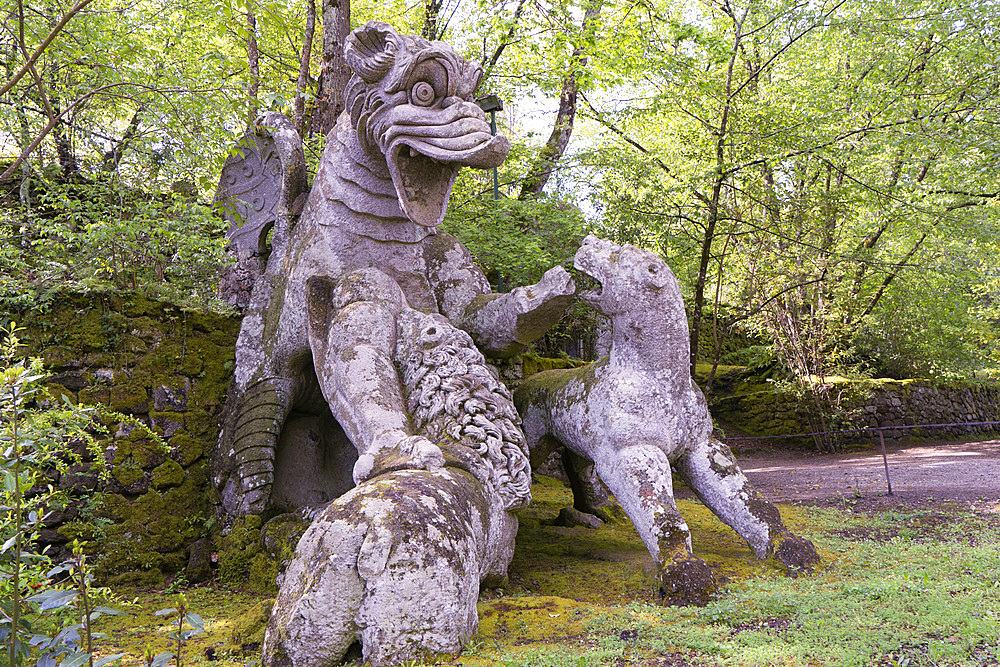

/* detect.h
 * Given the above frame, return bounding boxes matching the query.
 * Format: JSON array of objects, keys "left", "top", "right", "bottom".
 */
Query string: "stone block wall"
[
  {"left": 2, "top": 291, "right": 240, "bottom": 587},
  {"left": 710, "top": 378, "right": 1000, "bottom": 447}
]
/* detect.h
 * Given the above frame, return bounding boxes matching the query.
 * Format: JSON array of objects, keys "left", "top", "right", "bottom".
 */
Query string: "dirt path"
[{"left": 729, "top": 438, "right": 1000, "bottom": 509}]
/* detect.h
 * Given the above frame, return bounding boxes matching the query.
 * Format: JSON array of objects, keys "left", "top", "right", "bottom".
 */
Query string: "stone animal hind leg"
[
  {"left": 673, "top": 438, "right": 819, "bottom": 574},
  {"left": 592, "top": 445, "right": 717, "bottom": 605},
  {"left": 563, "top": 449, "right": 615, "bottom": 523}
]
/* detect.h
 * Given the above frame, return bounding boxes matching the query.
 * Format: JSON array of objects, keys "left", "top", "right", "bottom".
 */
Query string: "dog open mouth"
[
  {"left": 574, "top": 236, "right": 614, "bottom": 306},
  {"left": 573, "top": 269, "right": 603, "bottom": 306},
  {"left": 386, "top": 115, "right": 509, "bottom": 227}
]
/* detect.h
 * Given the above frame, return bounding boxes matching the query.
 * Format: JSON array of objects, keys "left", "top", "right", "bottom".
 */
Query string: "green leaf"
[
  {"left": 149, "top": 652, "right": 174, "bottom": 667},
  {"left": 29, "top": 589, "right": 79, "bottom": 611},
  {"left": 58, "top": 653, "right": 91, "bottom": 667},
  {"left": 95, "top": 654, "right": 125, "bottom": 667},
  {"left": 154, "top": 607, "right": 177, "bottom": 616}
]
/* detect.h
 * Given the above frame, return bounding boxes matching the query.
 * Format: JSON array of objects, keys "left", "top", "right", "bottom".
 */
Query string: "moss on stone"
[
  {"left": 167, "top": 432, "right": 204, "bottom": 466},
  {"left": 521, "top": 352, "right": 587, "bottom": 378},
  {"left": 183, "top": 409, "right": 217, "bottom": 438},
  {"left": 225, "top": 599, "right": 273, "bottom": 651},
  {"left": 151, "top": 459, "right": 185, "bottom": 490},
  {"left": 109, "top": 380, "right": 149, "bottom": 414}
]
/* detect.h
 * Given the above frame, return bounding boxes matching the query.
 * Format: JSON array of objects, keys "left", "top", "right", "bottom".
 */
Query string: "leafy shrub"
[{"left": 1, "top": 175, "right": 231, "bottom": 311}]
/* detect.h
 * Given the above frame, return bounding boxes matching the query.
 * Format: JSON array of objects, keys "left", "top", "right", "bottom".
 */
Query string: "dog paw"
[{"left": 772, "top": 532, "right": 820, "bottom": 576}]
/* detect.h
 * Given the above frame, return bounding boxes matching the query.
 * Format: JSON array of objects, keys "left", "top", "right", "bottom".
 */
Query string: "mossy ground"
[{"left": 86, "top": 475, "right": 1000, "bottom": 667}]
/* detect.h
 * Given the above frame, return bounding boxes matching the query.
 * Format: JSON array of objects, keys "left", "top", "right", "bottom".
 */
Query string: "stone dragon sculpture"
[
  {"left": 211, "top": 21, "right": 575, "bottom": 666},
  {"left": 514, "top": 236, "right": 820, "bottom": 605},
  {"left": 264, "top": 269, "right": 533, "bottom": 665},
  {"left": 212, "top": 21, "right": 574, "bottom": 520}
]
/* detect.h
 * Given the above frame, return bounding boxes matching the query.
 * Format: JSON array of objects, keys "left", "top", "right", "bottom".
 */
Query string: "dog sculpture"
[{"left": 514, "top": 236, "right": 820, "bottom": 604}]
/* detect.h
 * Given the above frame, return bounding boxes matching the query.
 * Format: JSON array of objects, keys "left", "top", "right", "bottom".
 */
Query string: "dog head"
[
  {"left": 344, "top": 22, "right": 510, "bottom": 228},
  {"left": 574, "top": 235, "right": 685, "bottom": 321}
]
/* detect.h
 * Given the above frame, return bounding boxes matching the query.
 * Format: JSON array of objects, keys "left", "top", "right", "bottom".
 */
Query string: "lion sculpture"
[{"left": 514, "top": 236, "right": 820, "bottom": 605}]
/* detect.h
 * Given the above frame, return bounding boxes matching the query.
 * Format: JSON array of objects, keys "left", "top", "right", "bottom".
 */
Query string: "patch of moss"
[
  {"left": 218, "top": 515, "right": 275, "bottom": 593},
  {"left": 91, "top": 586, "right": 265, "bottom": 663},
  {"left": 112, "top": 428, "right": 167, "bottom": 469},
  {"left": 109, "top": 380, "right": 149, "bottom": 413},
  {"left": 477, "top": 596, "right": 591, "bottom": 643},
  {"left": 151, "top": 459, "right": 185, "bottom": 490},
  {"left": 225, "top": 598, "right": 273, "bottom": 651},
  {"left": 183, "top": 408, "right": 217, "bottom": 438},
  {"left": 107, "top": 567, "right": 165, "bottom": 589},
  {"left": 168, "top": 432, "right": 204, "bottom": 466},
  {"left": 521, "top": 352, "right": 588, "bottom": 378},
  {"left": 136, "top": 341, "right": 186, "bottom": 376},
  {"left": 96, "top": 468, "right": 211, "bottom": 581}
]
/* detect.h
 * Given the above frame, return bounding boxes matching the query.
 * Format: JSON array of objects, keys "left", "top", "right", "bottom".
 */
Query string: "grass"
[{"left": 86, "top": 477, "right": 1000, "bottom": 666}]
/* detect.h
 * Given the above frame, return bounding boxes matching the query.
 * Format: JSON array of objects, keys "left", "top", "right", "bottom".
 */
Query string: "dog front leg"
[
  {"left": 593, "top": 445, "right": 718, "bottom": 605},
  {"left": 673, "top": 438, "right": 819, "bottom": 575}
]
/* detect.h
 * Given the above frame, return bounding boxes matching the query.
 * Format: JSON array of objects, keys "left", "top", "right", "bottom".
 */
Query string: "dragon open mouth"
[{"left": 386, "top": 115, "right": 510, "bottom": 227}]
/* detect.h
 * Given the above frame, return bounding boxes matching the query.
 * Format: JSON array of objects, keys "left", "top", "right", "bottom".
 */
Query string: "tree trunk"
[
  {"left": 518, "top": 0, "right": 601, "bottom": 199},
  {"left": 316, "top": 0, "right": 350, "bottom": 137},
  {"left": 102, "top": 106, "right": 144, "bottom": 172},
  {"left": 688, "top": 7, "right": 745, "bottom": 375},
  {"left": 246, "top": 5, "right": 260, "bottom": 127},
  {"left": 294, "top": 0, "right": 316, "bottom": 138}
]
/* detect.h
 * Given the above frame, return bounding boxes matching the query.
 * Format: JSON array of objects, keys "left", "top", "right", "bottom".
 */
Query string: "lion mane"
[{"left": 395, "top": 310, "right": 531, "bottom": 510}]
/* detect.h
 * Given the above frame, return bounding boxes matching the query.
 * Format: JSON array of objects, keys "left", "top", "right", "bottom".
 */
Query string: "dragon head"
[{"left": 344, "top": 22, "right": 510, "bottom": 228}]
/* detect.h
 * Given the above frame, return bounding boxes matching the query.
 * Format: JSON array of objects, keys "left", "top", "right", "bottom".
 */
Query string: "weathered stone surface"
[
  {"left": 152, "top": 381, "right": 189, "bottom": 411},
  {"left": 214, "top": 21, "right": 573, "bottom": 523},
  {"left": 215, "top": 116, "right": 307, "bottom": 308},
  {"left": 263, "top": 467, "right": 516, "bottom": 667},
  {"left": 515, "top": 236, "right": 820, "bottom": 604},
  {"left": 213, "top": 22, "right": 574, "bottom": 666},
  {"left": 186, "top": 537, "right": 214, "bottom": 584},
  {"left": 554, "top": 506, "right": 603, "bottom": 529}
]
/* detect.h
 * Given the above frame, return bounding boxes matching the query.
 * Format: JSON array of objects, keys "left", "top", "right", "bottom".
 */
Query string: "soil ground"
[{"left": 723, "top": 437, "right": 1000, "bottom": 511}]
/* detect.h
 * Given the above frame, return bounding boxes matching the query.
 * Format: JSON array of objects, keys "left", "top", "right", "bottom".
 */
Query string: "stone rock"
[
  {"left": 152, "top": 382, "right": 188, "bottom": 411},
  {"left": 186, "top": 537, "right": 214, "bottom": 584},
  {"left": 554, "top": 506, "right": 603, "bottom": 529},
  {"left": 515, "top": 236, "right": 820, "bottom": 604},
  {"left": 263, "top": 467, "right": 515, "bottom": 667}
]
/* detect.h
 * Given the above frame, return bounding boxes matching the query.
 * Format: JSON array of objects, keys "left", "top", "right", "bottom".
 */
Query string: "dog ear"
[
  {"left": 642, "top": 260, "right": 671, "bottom": 289},
  {"left": 345, "top": 21, "right": 401, "bottom": 83}
]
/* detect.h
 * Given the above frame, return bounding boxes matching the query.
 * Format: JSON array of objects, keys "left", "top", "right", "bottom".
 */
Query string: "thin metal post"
[
  {"left": 878, "top": 430, "right": 893, "bottom": 496},
  {"left": 489, "top": 109, "right": 499, "bottom": 201}
]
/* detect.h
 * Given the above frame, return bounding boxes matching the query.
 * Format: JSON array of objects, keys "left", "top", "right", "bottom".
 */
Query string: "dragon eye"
[{"left": 411, "top": 81, "right": 436, "bottom": 106}]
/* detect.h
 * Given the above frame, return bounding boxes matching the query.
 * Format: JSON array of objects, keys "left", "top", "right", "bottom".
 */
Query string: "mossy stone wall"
[
  {"left": 710, "top": 378, "right": 1000, "bottom": 446},
  {"left": 3, "top": 290, "right": 240, "bottom": 587}
]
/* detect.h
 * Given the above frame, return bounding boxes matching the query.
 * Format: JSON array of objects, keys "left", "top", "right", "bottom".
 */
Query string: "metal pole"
[
  {"left": 878, "top": 430, "right": 893, "bottom": 496},
  {"left": 489, "top": 110, "right": 499, "bottom": 201}
]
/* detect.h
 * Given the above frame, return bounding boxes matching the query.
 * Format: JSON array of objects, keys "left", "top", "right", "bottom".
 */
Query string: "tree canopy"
[{"left": 2, "top": 0, "right": 998, "bottom": 380}]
